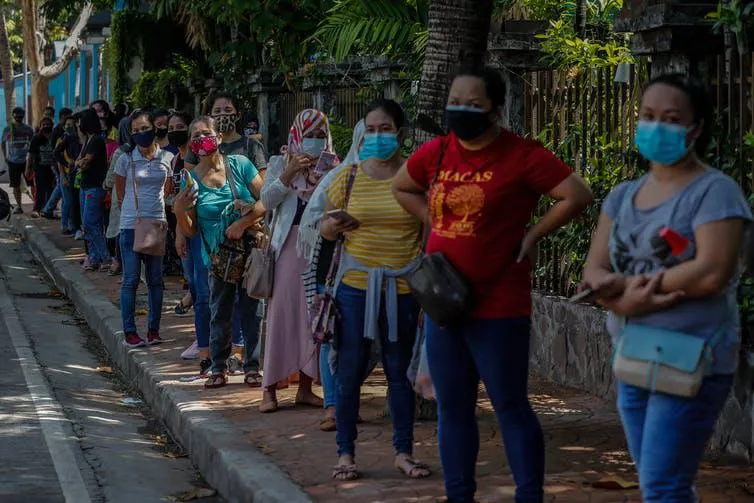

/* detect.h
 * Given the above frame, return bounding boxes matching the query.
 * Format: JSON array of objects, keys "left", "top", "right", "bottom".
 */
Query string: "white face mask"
[{"left": 302, "top": 137, "right": 326, "bottom": 157}]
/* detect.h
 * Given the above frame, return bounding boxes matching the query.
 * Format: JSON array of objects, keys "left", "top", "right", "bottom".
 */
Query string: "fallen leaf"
[
  {"left": 592, "top": 475, "right": 639, "bottom": 490},
  {"left": 162, "top": 451, "right": 188, "bottom": 459},
  {"left": 49, "top": 290, "right": 63, "bottom": 297},
  {"left": 96, "top": 366, "right": 113, "bottom": 374},
  {"left": 166, "top": 488, "right": 217, "bottom": 501},
  {"left": 135, "top": 309, "right": 148, "bottom": 315}
]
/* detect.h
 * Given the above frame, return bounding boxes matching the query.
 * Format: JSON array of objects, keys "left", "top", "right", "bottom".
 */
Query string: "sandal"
[
  {"left": 244, "top": 372, "right": 262, "bottom": 388},
  {"left": 319, "top": 416, "right": 336, "bottom": 432},
  {"left": 259, "top": 393, "right": 279, "bottom": 413},
  {"left": 203, "top": 373, "right": 227, "bottom": 389},
  {"left": 332, "top": 464, "right": 359, "bottom": 481},
  {"left": 396, "top": 457, "right": 431, "bottom": 479}
]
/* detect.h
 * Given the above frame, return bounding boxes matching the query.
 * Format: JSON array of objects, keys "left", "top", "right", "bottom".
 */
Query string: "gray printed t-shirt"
[
  {"left": 115, "top": 147, "right": 174, "bottom": 229},
  {"left": 604, "top": 168, "right": 752, "bottom": 374}
]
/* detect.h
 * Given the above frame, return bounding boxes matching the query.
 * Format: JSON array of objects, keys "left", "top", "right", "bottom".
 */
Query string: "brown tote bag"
[{"left": 130, "top": 154, "right": 167, "bottom": 256}]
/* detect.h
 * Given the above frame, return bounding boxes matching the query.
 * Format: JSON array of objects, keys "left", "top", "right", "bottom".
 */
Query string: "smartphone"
[
  {"left": 327, "top": 209, "right": 358, "bottom": 224},
  {"left": 314, "top": 151, "right": 337, "bottom": 174},
  {"left": 568, "top": 288, "right": 595, "bottom": 304},
  {"left": 173, "top": 172, "right": 182, "bottom": 195}
]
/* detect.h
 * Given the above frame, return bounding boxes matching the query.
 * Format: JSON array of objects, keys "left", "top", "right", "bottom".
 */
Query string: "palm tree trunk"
[
  {"left": 0, "top": 7, "right": 15, "bottom": 122},
  {"left": 415, "top": 0, "right": 494, "bottom": 144}
]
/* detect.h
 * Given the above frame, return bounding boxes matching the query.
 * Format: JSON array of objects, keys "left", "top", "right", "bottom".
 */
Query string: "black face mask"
[
  {"left": 168, "top": 130, "right": 189, "bottom": 147},
  {"left": 13, "top": 116, "right": 23, "bottom": 124},
  {"left": 42, "top": 126, "right": 53, "bottom": 134},
  {"left": 155, "top": 127, "right": 169, "bottom": 139},
  {"left": 445, "top": 106, "right": 493, "bottom": 141}
]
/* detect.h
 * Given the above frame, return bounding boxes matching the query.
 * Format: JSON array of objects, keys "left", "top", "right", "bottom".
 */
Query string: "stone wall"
[{"left": 530, "top": 293, "right": 754, "bottom": 461}]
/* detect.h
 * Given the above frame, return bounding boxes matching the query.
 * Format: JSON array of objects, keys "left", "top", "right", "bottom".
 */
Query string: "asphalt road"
[{"left": 0, "top": 225, "right": 223, "bottom": 503}]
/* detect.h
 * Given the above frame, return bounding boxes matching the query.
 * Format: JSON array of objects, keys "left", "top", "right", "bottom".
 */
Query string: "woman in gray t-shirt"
[{"left": 582, "top": 74, "right": 752, "bottom": 502}]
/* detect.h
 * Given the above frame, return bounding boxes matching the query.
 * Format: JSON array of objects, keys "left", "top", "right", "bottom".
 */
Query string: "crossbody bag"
[
  {"left": 200, "top": 157, "right": 254, "bottom": 284},
  {"left": 610, "top": 173, "right": 725, "bottom": 397},
  {"left": 131, "top": 152, "right": 168, "bottom": 256},
  {"left": 310, "top": 165, "right": 358, "bottom": 344}
]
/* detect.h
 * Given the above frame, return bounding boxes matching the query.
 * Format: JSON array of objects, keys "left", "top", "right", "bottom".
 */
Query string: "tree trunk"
[
  {"left": 20, "top": 0, "right": 93, "bottom": 123},
  {"left": 0, "top": 7, "right": 15, "bottom": 121},
  {"left": 574, "top": 0, "right": 587, "bottom": 39},
  {"left": 415, "top": 0, "right": 494, "bottom": 144}
]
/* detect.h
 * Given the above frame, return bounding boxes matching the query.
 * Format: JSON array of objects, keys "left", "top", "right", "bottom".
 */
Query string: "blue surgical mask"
[
  {"left": 302, "top": 137, "right": 327, "bottom": 157},
  {"left": 359, "top": 133, "right": 399, "bottom": 161},
  {"left": 634, "top": 120, "right": 694, "bottom": 165}
]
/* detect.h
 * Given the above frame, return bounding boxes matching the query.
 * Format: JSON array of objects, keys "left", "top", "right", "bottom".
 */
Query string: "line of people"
[{"left": 4, "top": 60, "right": 750, "bottom": 503}]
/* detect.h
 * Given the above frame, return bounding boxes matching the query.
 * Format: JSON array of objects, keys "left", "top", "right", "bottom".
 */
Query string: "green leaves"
[
  {"left": 537, "top": 18, "right": 633, "bottom": 70},
  {"left": 312, "top": 0, "right": 428, "bottom": 62}
]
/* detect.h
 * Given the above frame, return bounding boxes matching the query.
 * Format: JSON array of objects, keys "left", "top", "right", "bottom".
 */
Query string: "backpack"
[{"left": 0, "top": 186, "right": 11, "bottom": 221}]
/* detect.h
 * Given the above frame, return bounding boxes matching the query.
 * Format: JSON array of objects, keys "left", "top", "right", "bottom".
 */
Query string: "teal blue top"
[{"left": 182, "top": 155, "right": 259, "bottom": 267}]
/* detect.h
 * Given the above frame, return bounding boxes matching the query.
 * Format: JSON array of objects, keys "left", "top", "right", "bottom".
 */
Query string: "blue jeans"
[
  {"left": 119, "top": 229, "right": 164, "bottom": 334},
  {"left": 317, "top": 284, "right": 338, "bottom": 409},
  {"left": 208, "top": 274, "right": 261, "bottom": 375},
  {"left": 231, "top": 289, "right": 245, "bottom": 347},
  {"left": 81, "top": 187, "right": 110, "bottom": 264},
  {"left": 426, "top": 317, "right": 544, "bottom": 503},
  {"left": 43, "top": 168, "right": 62, "bottom": 215},
  {"left": 183, "top": 235, "right": 211, "bottom": 349},
  {"left": 59, "top": 182, "right": 74, "bottom": 231},
  {"left": 335, "top": 284, "right": 418, "bottom": 457},
  {"left": 617, "top": 375, "right": 733, "bottom": 502}
]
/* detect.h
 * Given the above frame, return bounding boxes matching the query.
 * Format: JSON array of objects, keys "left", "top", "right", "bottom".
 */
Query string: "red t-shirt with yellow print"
[{"left": 406, "top": 130, "right": 572, "bottom": 318}]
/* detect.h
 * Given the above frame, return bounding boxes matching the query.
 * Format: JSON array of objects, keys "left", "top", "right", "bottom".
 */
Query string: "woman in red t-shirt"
[{"left": 393, "top": 62, "right": 593, "bottom": 503}]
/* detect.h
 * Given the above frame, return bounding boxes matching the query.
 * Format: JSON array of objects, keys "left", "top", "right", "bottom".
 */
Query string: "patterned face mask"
[
  {"left": 212, "top": 113, "right": 237, "bottom": 133},
  {"left": 191, "top": 135, "right": 219, "bottom": 157}
]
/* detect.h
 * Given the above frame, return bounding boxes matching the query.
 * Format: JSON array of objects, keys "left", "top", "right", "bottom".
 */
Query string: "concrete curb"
[{"left": 12, "top": 216, "right": 313, "bottom": 503}]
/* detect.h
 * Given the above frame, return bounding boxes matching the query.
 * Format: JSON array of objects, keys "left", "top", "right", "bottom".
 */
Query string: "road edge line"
[{"left": 11, "top": 217, "right": 313, "bottom": 503}]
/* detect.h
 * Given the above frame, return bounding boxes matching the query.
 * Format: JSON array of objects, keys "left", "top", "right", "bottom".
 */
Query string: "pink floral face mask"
[{"left": 190, "top": 135, "right": 219, "bottom": 157}]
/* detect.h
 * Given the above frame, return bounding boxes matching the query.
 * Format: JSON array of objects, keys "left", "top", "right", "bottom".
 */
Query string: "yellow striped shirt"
[{"left": 326, "top": 164, "right": 422, "bottom": 293}]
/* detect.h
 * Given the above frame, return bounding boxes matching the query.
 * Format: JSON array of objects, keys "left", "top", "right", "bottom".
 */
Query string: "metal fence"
[{"left": 521, "top": 55, "right": 754, "bottom": 298}]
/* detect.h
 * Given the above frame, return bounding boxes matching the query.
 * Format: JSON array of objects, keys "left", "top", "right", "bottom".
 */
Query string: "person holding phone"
[
  {"left": 322, "top": 99, "right": 429, "bottom": 482},
  {"left": 259, "top": 108, "right": 340, "bottom": 413}
]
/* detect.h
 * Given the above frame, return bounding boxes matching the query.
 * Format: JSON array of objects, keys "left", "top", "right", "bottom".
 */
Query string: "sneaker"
[
  {"left": 83, "top": 261, "right": 99, "bottom": 272},
  {"left": 125, "top": 332, "right": 145, "bottom": 348},
  {"left": 30, "top": 211, "right": 40, "bottom": 218},
  {"left": 199, "top": 358, "right": 212, "bottom": 377},
  {"left": 226, "top": 354, "right": 244, "bottom": 375},
  {"left": 12, "top": 207, "right": 23, "bottom": 215},
  {"left": 147, "top": 330, "right": 164, "bottom": 346},
  {"left": 174, "top": 301, "right": 192, "bottom": 316},
  {"left": 181, "top": 341, "right": 199, "bottom": 360},
  {"left": 62, "top": 228, "right": 75, "bottom": 236},
  {"left": 74, "top": 230, "right": 84, "bottom": 240}
]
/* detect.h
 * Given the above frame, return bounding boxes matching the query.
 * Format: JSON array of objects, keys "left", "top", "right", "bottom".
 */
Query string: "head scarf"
[
  {"left": 286, "top": 109, "right": 338, "bottom": 201},
  {"left": 296, "top": 119, "right": 366, "bottom": 264}
]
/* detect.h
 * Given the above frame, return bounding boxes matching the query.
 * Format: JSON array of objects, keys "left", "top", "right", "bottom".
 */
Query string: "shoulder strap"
[
  {"left": 325, "top": 165, "right": 359, "bottom": 287},
  {"left": 130, "top": 152, "right": 140, "bottom": 218},
  {"left": 342, "top": 164, "right": 358, "bottom": 211},
  {"left": 421, "top": 139, "right": 447, "bottom": 250},
  {"left": 224, "top": 156, "right": 240, "bottom": 200}
]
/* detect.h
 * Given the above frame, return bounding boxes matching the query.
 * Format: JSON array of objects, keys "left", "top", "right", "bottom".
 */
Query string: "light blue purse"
[
  {"left": 613, "top": 323, "right": 723, "bottom": 397},
  {"left": 609, "top": 174, "right": 724, "bottom": 397}
]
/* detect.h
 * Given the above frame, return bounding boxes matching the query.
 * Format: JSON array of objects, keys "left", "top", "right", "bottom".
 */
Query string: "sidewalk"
[{"left": 10, "top": 207, "right": 754, "bottom": 503}]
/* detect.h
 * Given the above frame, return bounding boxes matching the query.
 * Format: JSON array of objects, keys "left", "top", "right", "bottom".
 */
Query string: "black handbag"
[
  {"left": 405, "top": 140, "right": 472, "bottom": 327},
  {"left": 406, "top": 252, "right": 471, "bottom": 327}
]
